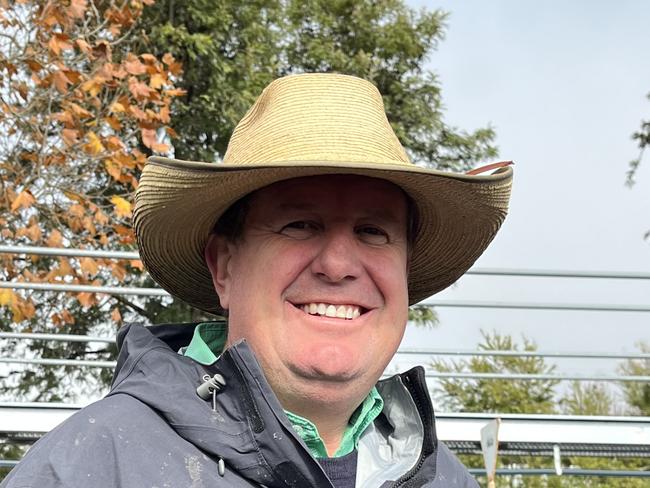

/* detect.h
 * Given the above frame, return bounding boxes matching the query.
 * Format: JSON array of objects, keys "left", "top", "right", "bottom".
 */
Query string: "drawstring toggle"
[{"left": 196, "top": 373, "right": 226, "bottom": 412}]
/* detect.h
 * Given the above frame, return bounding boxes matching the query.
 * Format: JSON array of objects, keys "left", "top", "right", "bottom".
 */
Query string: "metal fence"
[
  {"left": 2, "top": 245, "right": 650, "bottom": 382},
  {"left": 2, "top": 245, "right": 650, "bottom": 477}
]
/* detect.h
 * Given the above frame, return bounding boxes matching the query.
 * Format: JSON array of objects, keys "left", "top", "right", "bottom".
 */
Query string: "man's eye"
[
  {"left": 357, "top": 226, "right": 389, "bottom": 245},
  {"left": 280, "top": 221, "right": 318, "bottom": 238}
]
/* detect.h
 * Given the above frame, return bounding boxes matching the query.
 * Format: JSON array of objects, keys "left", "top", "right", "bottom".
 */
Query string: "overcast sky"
[{"left": 396, "top": 1, "right": 650, "bottom": 385}]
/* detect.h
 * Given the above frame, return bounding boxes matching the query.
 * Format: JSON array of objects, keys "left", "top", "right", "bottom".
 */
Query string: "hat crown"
[{"left": 223, "top": 73, "right": 411, "bottom": 166}]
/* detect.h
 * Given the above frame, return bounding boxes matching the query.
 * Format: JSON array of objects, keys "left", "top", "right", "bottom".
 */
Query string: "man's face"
[{"left": 206, "top": 175, "right": 410, "bottom": 408}]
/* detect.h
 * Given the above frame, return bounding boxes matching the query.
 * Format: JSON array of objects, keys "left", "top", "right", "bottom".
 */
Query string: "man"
[{"left": 2, "top": 74, "right": 512, "bottom": 487}]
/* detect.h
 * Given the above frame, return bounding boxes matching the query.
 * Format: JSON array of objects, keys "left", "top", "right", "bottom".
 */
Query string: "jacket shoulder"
[
  {"left": 431, "top": 441, "right": 479, "bottom": 487},
  {"left": 2, "top": 394, "right": 256, "bottom": 488},
  {"left": 1, "top": 395, "right": 148, "bottom": 487}
]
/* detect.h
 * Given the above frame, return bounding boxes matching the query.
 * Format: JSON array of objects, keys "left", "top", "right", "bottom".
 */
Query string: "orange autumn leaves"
[{"left": 0, "top": 0, "right": 181, "bottom": 325}]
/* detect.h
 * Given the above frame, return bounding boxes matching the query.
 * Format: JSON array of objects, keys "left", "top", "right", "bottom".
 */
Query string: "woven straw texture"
[{"left": 134, "top": 73, "right": 513, "bottom": 314}]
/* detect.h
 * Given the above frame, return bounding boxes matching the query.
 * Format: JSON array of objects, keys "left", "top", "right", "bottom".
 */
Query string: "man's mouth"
[{"left": 295, "top": 302, "right": 363, "bottom": 320}]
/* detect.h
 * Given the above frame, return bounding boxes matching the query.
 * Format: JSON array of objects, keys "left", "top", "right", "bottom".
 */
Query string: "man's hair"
[
  {"left": 213, "top": 195, "right": 252, "bottom": 243},
  {"left": 213, "top": 189, "right": 420, "bottom": 250}
]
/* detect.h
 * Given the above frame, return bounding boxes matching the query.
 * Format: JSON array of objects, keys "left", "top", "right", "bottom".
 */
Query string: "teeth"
[{"left": 299, "top": 302, "right": 362, "bottom": 320}]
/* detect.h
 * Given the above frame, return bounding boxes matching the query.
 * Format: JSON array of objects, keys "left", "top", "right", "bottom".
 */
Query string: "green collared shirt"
[{"left": 182, "top": 322, "right": 384, "bottom": 458}]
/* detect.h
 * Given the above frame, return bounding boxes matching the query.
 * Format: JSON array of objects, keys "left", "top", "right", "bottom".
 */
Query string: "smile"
[{"left": 297, "top": 302, "right": 362, "bottom": 320}]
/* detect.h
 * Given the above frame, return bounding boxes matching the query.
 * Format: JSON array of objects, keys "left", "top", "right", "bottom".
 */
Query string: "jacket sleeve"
[{"left": 432, "top": 442, "right": 480, "bottom": 488}]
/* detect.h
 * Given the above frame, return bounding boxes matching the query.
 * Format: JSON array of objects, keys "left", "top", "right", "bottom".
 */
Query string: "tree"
[
  {"left": 281, "top": 0, "right": 497, "bottom": 170},
  {"left": 627, "top": 92, "right": 650, "bottom": 240},
  {"left": 432, "top": 330, "right": 558, "bottom": 414},
  {"left": 619, "top": 342, "right": 650, "bottom": 416},
  {"left": 432, "top": 331, "right": 561, "bottom": 488},
  {"left": 560, "top": 381, "right": 615, "bottom": 416},
  {"left": 0, "top": 0, "right": 497, "bottom": 404},
  {"left": 558, "top": 382, "right": 648, "bottom": 488},
  {"left": 432, "top": 332, "right": 648, "bottom": 488},
  {"left": 138, "top": 0, "right": 497, "bottom": 169},
  {"left": 0, "top": 0, "right": 182, "bottom": 401},
  {"left": 627, "top": 92, "right": 650, "bottom": 187}
]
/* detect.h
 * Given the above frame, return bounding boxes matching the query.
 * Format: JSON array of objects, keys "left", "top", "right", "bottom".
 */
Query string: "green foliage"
[
  {"left": 433, "top": 331, "right": 649, "bottom": 487},
  {"left": 408, "top": 304, "right": 438, "bottom": 328},
  {"left": 0, "top": 265, "right": 119, "bottom": 402},
  {"left": 0, "top": 444, "right": 25, "bottom": 479},
  {"left": 138, "top": 0, "right": 283, "bottom": 161},
  {"left": 627, "top": 92, "right": 650, "bottom": 186},
  {"left": 138, "top": 0, "right": 497, "bottom": 169},
  {"left": 560, "top": 381, "right": 615, "bottom": 416},
  {"left": 618, "top": 341, "right": 650, "bottom": 416},
  {"left": 474, "top": 456, "right": 650, "bottom": 488},
  {"left": 432, "top": 330, "right": 558, "bottom": 414},
  {"left": 284, "top": 0, "right": 497, "bottom": 169},
  {"left": 627, "top": 93, "right": 650, "bottom": 240}
]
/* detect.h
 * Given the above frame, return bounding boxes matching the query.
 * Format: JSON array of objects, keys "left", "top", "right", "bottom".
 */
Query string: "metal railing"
[
  {"left": 3, "top": 332, "right": 649, "bottom": 360},
  {"left": 0, "top": 332, "right": 115, "bottom": 344},
  {"left": 0, "top": 281, "right": 168, "bottom": 296},
  {"left": 467, "top": 468, "right": 650, "bottom": 478},
  {"left": 4, "top": 245, "right": 650, "bottom": 280},
  {"left": 2, "top": 355, "right": 648, "bottom": 382},
  {"left": 5, "top": 280, "right": 650, "bottom": 315},
  {"left": 3, "top": 245, "right": 650, "bottom": 312},
  {"left": 3, "top": 332, "right": 648, "bottom": 380},
  {"left": 2, "top": 246, "right": 650, "bottom": 478},
  {"left": 0, "top": 245, "right": 139, "bottom": 260},
  {"left": 3, "top": 280, "right": 650, "bottom": 313}
]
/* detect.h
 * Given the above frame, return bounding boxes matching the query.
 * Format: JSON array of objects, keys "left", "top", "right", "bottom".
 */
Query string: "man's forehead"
[
  {"left": 249, "top": 174, "right": 409, "bottom": 219},
  {"left": 274, "top": 201, "right": 404, "bottom": 224}
]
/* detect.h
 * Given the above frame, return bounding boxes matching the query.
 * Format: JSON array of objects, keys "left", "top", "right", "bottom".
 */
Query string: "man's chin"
[{"left": 288, "top": 362, "right": 360, "bottom": 384}]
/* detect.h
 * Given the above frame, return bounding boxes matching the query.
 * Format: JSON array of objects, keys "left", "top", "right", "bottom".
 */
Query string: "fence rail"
[
  {"left": 2, "top": 246, "right": 650, "bottom": 478},
  {"left": 0, "top": 357, "right": 116, "bottom": 368},
  {"left": 3, "top": 246, "right": 650, "bottom": 312},
  {"left": 0, "top": 281, "right": 168, "bottom": 296},
  {"left": 0, "top": 332, "right": 115, "bottom": 344},
  {"left": 0, "top": 245, "right": 139, "bottom": 260},
  {"left": 2, "top": 354, "right": 648, "bottom": 382},
  {"left": 4, "top": 280, "right": 650, "bottom": 312},
  {"left": 467, "top": 468, "right": 650, "bottom": 478},
  {"left": 4, "top": 245, "right": 650, "bottom": 280},
  {"left": 3, "top": 332, "right": 649, "bottom": 360}
]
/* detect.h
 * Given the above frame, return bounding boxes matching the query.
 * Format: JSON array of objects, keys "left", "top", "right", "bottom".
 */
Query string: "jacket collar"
[
  {"left": 110, "top": 323, "right": 438, "bottom": 487},
  {"left": 111, "top": 323, "right": 331, "bottom": 487}
]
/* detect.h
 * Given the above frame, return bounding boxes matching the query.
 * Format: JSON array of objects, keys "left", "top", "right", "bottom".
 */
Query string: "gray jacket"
[{"left": 2, "top": 323, "right": 478, "bottom": 487}]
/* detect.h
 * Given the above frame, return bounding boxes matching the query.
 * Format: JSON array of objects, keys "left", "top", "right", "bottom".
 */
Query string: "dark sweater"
[{"left": 317, "top": 450, "right": 358, "bottom": 488}]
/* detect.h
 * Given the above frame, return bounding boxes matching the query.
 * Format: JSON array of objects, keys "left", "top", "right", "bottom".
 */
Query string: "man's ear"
[{"left": 205, "top": 234, "right": 234, "bottom": 310}]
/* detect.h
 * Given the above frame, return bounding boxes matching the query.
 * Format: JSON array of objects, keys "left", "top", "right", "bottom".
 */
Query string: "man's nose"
[{"left": 310, "top": 228, "right": 362, "bottom": 283}]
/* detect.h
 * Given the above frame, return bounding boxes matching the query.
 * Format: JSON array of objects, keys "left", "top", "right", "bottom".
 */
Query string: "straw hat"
[{"left": 134, "top": 73, "right": 513, "bottom": 314}]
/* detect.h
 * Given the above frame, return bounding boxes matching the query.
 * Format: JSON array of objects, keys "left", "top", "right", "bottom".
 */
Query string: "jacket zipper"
[{"left": 390, "top": 371, "right": 435, "bottom": 487}]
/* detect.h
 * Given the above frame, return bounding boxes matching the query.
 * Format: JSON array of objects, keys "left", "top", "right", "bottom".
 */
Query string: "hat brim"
[{"left": 134, "top": 156, "right": 513, "bottom": 314}]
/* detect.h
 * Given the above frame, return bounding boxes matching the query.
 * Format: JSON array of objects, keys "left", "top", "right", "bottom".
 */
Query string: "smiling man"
[
  {"left": 2, "top": 74, "right": 512, "bottom": 488},
  {"left": 206, "top": 174, "right": 411, "bottom": 458}
]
